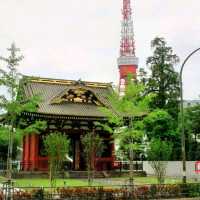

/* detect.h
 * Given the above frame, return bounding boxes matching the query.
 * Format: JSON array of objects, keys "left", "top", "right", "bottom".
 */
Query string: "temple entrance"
[{"left": 21, "top": 77, "right": 115, "bottom": 172}]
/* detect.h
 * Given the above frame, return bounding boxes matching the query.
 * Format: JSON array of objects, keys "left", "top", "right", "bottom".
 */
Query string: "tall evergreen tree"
[{"left": 146, "top": 37, "right": 180, "bottom": 119}]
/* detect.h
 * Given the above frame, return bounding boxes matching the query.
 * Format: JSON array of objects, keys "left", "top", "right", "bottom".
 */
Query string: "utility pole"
[{"left": 179, "top": 47, "right": 200, "bottom": 184}]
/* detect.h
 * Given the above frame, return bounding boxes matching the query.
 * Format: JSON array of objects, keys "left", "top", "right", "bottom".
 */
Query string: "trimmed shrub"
[
  {"left": 13, "top": 191, "right": 32, "bottom": 200},
  {"left": 5, "top": 183, "right": 200, "bottom": 200},
  {"left": 32, "top": 189, "right": 44, "bottom": 200},
  {"left": 180, "top": 183, "right": 200, "bottom": 198}
]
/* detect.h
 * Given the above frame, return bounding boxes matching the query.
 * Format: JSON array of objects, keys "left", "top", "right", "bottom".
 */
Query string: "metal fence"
[
  {"left": 0, "top": 161, "right": 20, "bottom": 172},
  {"left": 0, "top": 160, "right": 143, "bottom": 172},
  {"left": 113, "top": 161, "right": 143, "bottom": 171}
]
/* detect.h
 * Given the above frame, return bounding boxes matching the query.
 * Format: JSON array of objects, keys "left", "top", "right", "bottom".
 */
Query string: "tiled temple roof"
[{"left": 22, "top": 76, "right": 114, "bottom": 118}]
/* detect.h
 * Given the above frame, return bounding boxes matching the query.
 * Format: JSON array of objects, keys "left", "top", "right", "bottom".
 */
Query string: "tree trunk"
[
  {"left": 7, "top": 128, "right": 14, "bottom": 181},
  {"left": 49, "top": 161, "right": 53, "bottom": 188},
  {"left": 129, "top": 149, "right": 134, "bottom": 187},
  {"left": 88, "top": 165, "right": 92, "bottom": 186}
]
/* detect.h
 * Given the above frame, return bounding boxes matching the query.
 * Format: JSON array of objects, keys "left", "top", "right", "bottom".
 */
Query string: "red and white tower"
[{"left": 118, "top": 0, "right": 138, "bottom": 95}]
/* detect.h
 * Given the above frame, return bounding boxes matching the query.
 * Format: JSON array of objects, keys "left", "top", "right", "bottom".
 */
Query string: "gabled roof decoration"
[
  {"left": 50, "top": 87, "right": 102, "bottom": 106},
  {"left": 21, "top": 76, "right": 113, "bottom": 118}
]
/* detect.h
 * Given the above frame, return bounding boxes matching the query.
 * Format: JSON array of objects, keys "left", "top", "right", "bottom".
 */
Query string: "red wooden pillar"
[
  {"left": 30, "top": 134, "right": 39, "bottom": 170},
  {"left": 22, "top": 137, "right": 25, "bottom": 169},
  {"left": 23, "top": 135, "right": 30, "bottom": 171}
]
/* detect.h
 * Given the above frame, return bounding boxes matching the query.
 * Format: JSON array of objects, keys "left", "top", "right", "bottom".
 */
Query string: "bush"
[
  {"left": 5, "top": 183, "right": 200, "bottom": 200},
  {"left": 149, "top": 185, "right": 157, "bottom": 199},
  {"left": 180, "top": 183, "right": 200, "bottom": 198},
  {"left": 157, "top": 184, "right": 181, "bottom": 198},
  {"left": 147, "top": 139, "right": 173, "bottom": 184},
  {"left": 32, "top": 189, "right": 44, "bottom": 200},
  {"left": 59, "top": 187, "right": 120, "bottom": 199},
  {"left": 135, "top": 186, "right": 150, "bottom": 199},
  {"left": 13, "top": 191, "right": 32, "bottom": 200}
]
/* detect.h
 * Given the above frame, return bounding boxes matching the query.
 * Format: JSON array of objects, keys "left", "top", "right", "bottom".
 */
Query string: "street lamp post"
[{"left": 180, "top": 47, "right": 200, "bottom": 184}]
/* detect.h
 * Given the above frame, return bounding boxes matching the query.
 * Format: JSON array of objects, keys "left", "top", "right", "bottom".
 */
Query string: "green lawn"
[
  {"left": 10, "top": 176, "right": 193, "bottom": 187},
  {"left": 0, "top": 176, "right": 6, "bottom": 181},
  {"left": 134, "top": 176, "right": 183, "bottom": 185},
  {"left": 93, "top": 176, "right": 185, "bottom": 186},
  {"left": 13, "top": 178, "right": 89, "bottom": 187}
]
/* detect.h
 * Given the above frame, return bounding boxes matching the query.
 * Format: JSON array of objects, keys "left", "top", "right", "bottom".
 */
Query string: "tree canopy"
[
  {"left": 81, "top": 131, "right": 104, "bottom": 185},
  {"left": 184, "top": 104, "right": 200, "bottom": 160},
  {"left": 146, "top": 37, "right": 180, "bottom": 120},
  {"left": 100, "top": 78, "right": 152, "bottom": 184},
  {"left": 43, "top": 132, "right": 69, "bottom": 187},
  {"left": 143, "top": 109, "right": 177, "bottom": 141},
  {"left": 147, "top": 138, "right": 173, "bottom": 184}
]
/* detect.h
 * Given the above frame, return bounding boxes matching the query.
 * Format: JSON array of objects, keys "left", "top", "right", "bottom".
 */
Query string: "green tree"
[
  {"left": 43, "top": 132, "right": 69, "bottom": 187},
  {"left": 0, "top": 127, "right": 19, "bottom": 161},
  {"left": 81, "top": 131, "right": 104, "bottom": 186},
  {"left": 0, "top": 43, "right": 46, "bottom": 181},
  {"left": 143, "top": 109, "right": 176, "bottom": 141},
  {"left": 100, "top": 79, "right": 151, "bottom": 185},
  {"left": 143, "top": 109, "right": 180, "bottom": 160},
  {"left": 146, "top": 37, "right": 180, "bottom": 120},
  {"left": 137, "top": 68, "right": 148, "bottom": 85},
  {"left": 117, "top": 124, "right": 144, "bottom": 162},
  {"left": 184, "top": 104, "right": 200, "bottom": 160},
  {"left": 147, "top": 139, "right": 172, "bottom": 184}
]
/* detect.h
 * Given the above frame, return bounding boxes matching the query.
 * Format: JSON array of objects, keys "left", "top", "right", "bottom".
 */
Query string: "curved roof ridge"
[{"left": 22, "top": 75, "right": 112, "bottom": 88}]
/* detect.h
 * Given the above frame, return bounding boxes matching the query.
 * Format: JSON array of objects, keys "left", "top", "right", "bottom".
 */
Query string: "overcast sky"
[{"left": 0, "top": 0, "right": 199, "bottom": 99}]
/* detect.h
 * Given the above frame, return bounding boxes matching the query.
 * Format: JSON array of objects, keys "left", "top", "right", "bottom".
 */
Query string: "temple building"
[
  {"left": 21, "top": 77, "right": 115, "bottom": 171},
  {"left": 21, "top": 0, "right": 138, "bottom": 172}
]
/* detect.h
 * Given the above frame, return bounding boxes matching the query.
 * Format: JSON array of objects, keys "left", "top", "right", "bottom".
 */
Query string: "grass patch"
[
  {"left": 11, "top": 176, "right": 192, "bottom": 187},
  {"left": 0, "top": 176, "right": 6, "bottom": 181},
  {"left": 92, "top": 176, "right": 184, "bottom": 186},
  {"left": 14, "top": 178, "right": 89, "bottom": 187},
  {"left": 134, "top": 176, "right": 182, "bottom": 185}
]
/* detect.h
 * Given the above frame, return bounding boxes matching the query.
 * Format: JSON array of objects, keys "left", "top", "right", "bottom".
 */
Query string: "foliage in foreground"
[
  {"left": 0, "top": 127, "right": 19, "bottom": 161},
  {"left": 81, "top": 131, "right": 104, "bottom": 186},
  {"left": 43, "top": 132, "right": 70, "bottom": 187},
  {"left": 0, "top": 43, "right": 46, "bottom": 179},
  {"left": 147, "top": 139, "right": 172, "bottom": 184},
  {"left": 100, "top": 79, "right": 152, "bottom": 185},
  {"left": 2, "top": 183, "right": 200, "bottom": 200}
]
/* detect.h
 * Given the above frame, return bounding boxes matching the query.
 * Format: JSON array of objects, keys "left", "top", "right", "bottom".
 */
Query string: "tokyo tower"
[{"left": 118, "top": 0, "right": 138, "bottom": 95}]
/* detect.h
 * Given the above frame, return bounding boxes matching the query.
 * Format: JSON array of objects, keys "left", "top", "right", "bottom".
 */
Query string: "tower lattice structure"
[{"left": 118, "top": 0, "right": 138, "bottom": 95}]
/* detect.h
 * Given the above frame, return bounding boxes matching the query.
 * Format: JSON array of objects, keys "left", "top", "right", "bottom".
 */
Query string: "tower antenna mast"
[
  {"left": 120, "top": 0, "right": 135, "bottom": 56},
  {"left": 118, "top": 0, "right": 138, "bottom": 95}
]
